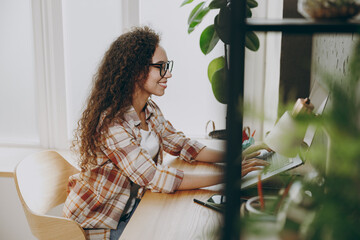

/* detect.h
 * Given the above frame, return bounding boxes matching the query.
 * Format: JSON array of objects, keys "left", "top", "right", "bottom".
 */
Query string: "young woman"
[{"left": 63, "top": 26, "right": 267, "bottom": 240}]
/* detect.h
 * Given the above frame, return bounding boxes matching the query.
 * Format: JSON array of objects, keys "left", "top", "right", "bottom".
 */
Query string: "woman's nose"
[{"left": 164, "top": 70, "right": 172, "bottom": 78}]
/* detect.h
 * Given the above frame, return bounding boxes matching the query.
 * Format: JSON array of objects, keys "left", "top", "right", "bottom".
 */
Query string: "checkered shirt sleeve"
[{"left": 148, "top": 101, "right": 206, "bottom": 163}]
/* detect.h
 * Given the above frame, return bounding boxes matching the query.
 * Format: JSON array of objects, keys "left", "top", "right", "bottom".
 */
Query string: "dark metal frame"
[{"left": 222, "top": 1, "right": 246, "bottom": 239}]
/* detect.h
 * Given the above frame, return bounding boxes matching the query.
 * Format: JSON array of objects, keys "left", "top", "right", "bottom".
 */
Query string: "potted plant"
[
  {"left": 181, "top": 0, "right": 260, "bottom": 139},
  {"left": 181, "top": 0, "right": 259, "bottom": 103}
]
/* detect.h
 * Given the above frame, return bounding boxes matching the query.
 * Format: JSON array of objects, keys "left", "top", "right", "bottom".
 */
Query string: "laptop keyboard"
[
  {"left": 264, "top": 153, "right": 293, "bottom": 173},
  {"left": 241, "top": 151, "right": 303, "bottom": 189}
]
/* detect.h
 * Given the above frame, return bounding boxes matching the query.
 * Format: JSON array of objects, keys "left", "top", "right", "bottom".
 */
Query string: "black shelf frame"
[
  {"left": 246, "top": 18, "right": 360, "bottom": 33},
  {"left": 223, "top": 1, "right": 246, "bottom": 240},
  {"left": 224, "top": 4, "right": 360, "bottom": 240}
]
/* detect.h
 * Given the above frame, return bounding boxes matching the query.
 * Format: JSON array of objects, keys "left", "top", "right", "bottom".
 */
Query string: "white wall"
[{"left": 312, "top": 33, "right": 359, "bottom": 82}]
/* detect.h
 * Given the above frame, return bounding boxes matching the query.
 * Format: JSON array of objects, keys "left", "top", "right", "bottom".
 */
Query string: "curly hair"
[{"left": 73, "top": 26, "right": 160, "bottom": 171}]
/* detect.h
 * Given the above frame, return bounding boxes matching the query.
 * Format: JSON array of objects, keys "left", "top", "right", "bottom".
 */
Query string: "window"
[{"left": 0, "top": 0, "right": 39, "bottom": 146}]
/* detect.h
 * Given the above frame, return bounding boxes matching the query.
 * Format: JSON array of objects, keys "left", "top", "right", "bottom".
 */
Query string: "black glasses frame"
[{"left": 149, "top": 60, "right": 173, "bottom": 77}]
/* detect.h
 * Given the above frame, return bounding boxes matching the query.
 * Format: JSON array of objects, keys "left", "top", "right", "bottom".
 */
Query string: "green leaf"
[
  {"left": 214, "top": 6, "right": 259, "bottom": 51},
  {"left": 246, "top": 5, "right": 252, "bottom": 18},
  {"left": 188, "top": 2, "right": 204, "bottom": 24},
  {"left": 217, "top": 6, "right": 230, "bottom": 28},
  {"left": 211, "top": 67, "right": 227, "bottom": 104},
  {"left": 246, "top": 0, "right": 258, "bottom": 8},
  {"left": 200, "top": 25, "right": 220, "bottom": 55},
  {"left": 187, "top": 2, "right": 210, "bottom": 33},
  {"left": 208, "top": 56, "right": 226, "bottom": 82},
  {"left": 245, "top": 31, "right": 260, "bottom": 51},
  {"left": 214, "top": 7, "right": 230, "bottom": 44},
  {"left": 209, "top": 0, "right": 227, "bottom": 9},
  {"left": 180, "top": 0, "right": 194, "bottom": 7}
]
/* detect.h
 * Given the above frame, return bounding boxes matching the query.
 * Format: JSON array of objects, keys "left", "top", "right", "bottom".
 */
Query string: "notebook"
[{"left": 241, "top": 81, "right": 329, "bottom": 189}]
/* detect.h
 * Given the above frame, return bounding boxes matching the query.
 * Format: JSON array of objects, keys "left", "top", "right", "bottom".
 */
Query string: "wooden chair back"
[{"left": 14, "top": 150, "right": 86, "bottom": 240}]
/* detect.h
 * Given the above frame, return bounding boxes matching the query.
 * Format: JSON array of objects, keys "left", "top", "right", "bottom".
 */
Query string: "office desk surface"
[{"left": 119, "top": 155, "right": 224, "bottom": 240}]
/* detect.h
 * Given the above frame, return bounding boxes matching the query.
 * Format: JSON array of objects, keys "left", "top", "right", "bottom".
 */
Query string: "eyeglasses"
[{"left": 149, "top": 60, "right": 173, "bottom": 77}]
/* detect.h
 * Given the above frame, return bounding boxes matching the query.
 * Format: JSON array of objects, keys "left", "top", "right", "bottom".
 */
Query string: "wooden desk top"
[{"left": 119, "top": 155, "right": 224, "bottom": 240}]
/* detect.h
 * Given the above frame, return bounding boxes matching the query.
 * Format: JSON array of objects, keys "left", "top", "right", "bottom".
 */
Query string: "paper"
[{"left": 264, "top": 111, "right": 306, "bottom": 157}]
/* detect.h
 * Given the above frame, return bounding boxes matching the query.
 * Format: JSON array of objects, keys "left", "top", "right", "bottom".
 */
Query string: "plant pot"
[
  {"left": 298, "top": 0, "right": 360, "bottom": 20},
  {"left": 208, "top": 129, "right": 227, "bottom": 140}
]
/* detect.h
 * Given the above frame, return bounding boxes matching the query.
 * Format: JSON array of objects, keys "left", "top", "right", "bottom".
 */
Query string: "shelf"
[
  {"left": 226, "top": 2, "right": 360, "bottom": 239},
  {"left": 246, "top": 18, "right": 360, "bottom": 33}
]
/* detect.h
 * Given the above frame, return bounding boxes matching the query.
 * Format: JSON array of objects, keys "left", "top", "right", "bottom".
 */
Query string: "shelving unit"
[
  {"left": 223, "top": 2, "right": 360, "bottom": 240},
  {"left": 247, "top": 18, "right": 360, "bottom": 33}
]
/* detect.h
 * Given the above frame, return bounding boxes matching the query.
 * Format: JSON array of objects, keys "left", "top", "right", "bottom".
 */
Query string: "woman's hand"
[
  {"left": 241, "top": 141, "right": 271, "bottom": 177},
  {"left": 241, "top": 158, "right": 269, "bottom": 177}
]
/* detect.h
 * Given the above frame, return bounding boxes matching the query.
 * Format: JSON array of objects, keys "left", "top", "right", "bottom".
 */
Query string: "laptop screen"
[{"left": 303, "top": 79, "right": 329, "bottom": 147}]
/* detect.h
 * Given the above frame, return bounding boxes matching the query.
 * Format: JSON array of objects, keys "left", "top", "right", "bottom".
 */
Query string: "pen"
[
  {"left": 193, "top": 198, "right": 222, "bottom": 212},
  {"left": 257, "top": 174, "right": 265, "bottom": 210}
]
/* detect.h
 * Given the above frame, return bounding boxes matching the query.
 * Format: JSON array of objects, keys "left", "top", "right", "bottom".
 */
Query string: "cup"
[
  {"left": 246, "top": 195, "right": 278, "bottom": 216},
  {"left": 244, "top": 196, "right": 289, "bottom": 239}
]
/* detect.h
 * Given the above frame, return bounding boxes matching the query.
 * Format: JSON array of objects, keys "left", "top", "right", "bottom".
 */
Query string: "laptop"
[{"left": 241, "top": 81, "right": 329, "bottom": 189}]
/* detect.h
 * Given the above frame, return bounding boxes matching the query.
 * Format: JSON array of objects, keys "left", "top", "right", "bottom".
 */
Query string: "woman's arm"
[
  {"left": 178, "top": 172, "right": 224, "bottom": 190},
  {"left": 195, "top": 141, "right": 272, "bottom": 162},
  {"left": 177, "top": 157, "right": 268, "bottom": 190},
  {"left": 194, "top": 147, "right": 224, "bottom": 163}
]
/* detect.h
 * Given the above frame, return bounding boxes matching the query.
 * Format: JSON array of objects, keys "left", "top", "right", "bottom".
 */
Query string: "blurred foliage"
[
  {"left": 276, "top": 38, "right": 360, "bottom": 240},
  {"left": 299, "top": 38, "right": 360, "bottom": 240},
  {"left": 240, "top": 38, "right": 360, "bottom": 240}
]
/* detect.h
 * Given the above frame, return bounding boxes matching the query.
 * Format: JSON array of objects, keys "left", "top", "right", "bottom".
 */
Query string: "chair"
[{"left": 14, "top": 150, "right": 86, "bottom": 240}]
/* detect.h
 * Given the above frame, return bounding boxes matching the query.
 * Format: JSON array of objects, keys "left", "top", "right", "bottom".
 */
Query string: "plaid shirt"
[{"left": 63, "top": 99, "right": 205, "bottom": 240}]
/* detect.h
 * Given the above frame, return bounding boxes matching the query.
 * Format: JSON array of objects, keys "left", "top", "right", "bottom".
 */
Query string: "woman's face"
[{"left": 141, "top": 46, "right": 172, "bottom": 97}]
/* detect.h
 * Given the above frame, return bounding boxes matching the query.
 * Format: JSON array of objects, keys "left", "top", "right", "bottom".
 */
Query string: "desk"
[{"left": 119, "top": 154, "right": 224, "bottom": 240}]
